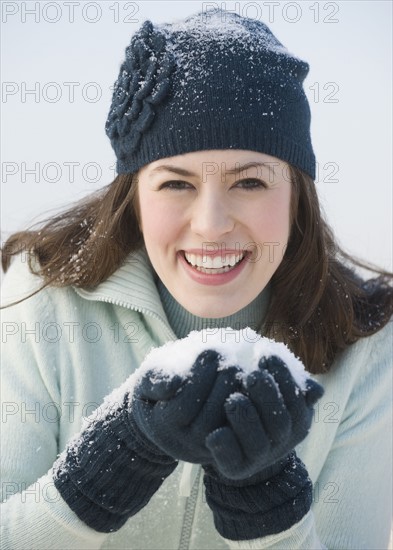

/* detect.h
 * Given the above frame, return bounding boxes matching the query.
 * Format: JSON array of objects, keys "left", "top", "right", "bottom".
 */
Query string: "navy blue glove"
[
  {"left": 203, "top": 355, "right": 324, "bottom": 540},
  {"left": 205, "top": 354, "right": 324, "bottom": 479},
  {"left": 53, "top": 390, "right": 178, "bottom": 533},
  {"left": 53, "top": 348, "right": 239, "bottom": 533},
  {"left": 130, "top": 349, "right": 242, "bottom": 463}
]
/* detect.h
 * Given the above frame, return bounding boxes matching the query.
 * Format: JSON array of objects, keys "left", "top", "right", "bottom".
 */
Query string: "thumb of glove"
[{"left": 304, "top": 378, "right": 324, "bottom": 407}]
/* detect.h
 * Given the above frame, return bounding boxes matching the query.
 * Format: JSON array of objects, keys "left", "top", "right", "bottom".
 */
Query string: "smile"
[
  {"left": 183, "top": 251, "right": 246, "bottom": 274},
  {"left": 178, "top": 249, "right": 249, "bottom": 286}
]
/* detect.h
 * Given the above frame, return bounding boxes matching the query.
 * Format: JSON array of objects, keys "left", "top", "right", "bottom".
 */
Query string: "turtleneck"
[{"left": 156, "top": 278, "right": 270, "bottom": 339}]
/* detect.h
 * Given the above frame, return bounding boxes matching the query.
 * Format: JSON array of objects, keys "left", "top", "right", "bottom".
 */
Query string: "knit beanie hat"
[{"left": 105, "top": 9, "right": 316, "bottom": 180}]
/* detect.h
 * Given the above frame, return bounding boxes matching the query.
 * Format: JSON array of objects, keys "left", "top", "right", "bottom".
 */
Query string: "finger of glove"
[
  {"left": 244, "top": 369, "right": 291, "bottom": 446},
  {"left": 197, "top": 365, "right": 242, "bottom": 434},
  {"left": 134, "top": 369, "right": 184, "bottom": 402},
  {"left": 304, "top": 378, "right": 324, "bottom": 407},
  {"left": 132, "top": 371, "right": 185, "bottom": 438},
  {"left": 224, "top": 394, "right": 271, "bottom": 459},
  {"left": 260, "top": 355, "right": 312, "bottom": 436},
  {"left": 205, "top": 426, "right": 246, "bottom": 479},
  {"left": 206, "top": 394, "right": 272, "bottom": 480},
  {"left": 157, "top": 349, "right": 221, "bottom": 426}
]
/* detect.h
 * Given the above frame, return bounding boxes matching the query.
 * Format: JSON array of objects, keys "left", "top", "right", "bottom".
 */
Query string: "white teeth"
[{"left": 184, "top": 252, "right": 245, "bottom": 270}]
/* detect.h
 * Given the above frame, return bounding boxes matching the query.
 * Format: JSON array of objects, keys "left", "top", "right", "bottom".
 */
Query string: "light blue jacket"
[{"left": 1, "top": 249, "right": 392, "bottom": 549}]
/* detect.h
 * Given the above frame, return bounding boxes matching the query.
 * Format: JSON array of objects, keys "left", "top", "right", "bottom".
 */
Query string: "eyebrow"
[{"left": 150, "top": 161, "right": 277, "bottom": 177}]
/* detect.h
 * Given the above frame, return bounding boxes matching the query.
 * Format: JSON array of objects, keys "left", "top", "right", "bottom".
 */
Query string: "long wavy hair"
[{"left": 1, "top": 166, "right": 392, "bottom": 373}]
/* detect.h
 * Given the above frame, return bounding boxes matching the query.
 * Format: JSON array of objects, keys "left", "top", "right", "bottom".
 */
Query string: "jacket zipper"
[{"left": 178, "top": 468, "right": 201, "bottom": 550}]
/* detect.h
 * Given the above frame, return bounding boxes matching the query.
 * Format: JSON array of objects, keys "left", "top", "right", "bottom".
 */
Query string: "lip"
[{"left": 178, "top": 250, "right": 249, "bottom": 286}]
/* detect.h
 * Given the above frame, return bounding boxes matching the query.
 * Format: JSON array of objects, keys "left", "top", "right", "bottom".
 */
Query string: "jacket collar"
[{"left": 72, "top": 247, "right": 168, "bottom": 322}]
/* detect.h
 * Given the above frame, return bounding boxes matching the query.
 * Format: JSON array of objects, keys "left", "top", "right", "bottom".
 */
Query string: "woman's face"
[{"left": 137, "top": 149, "right": 292, "bottom": 318}]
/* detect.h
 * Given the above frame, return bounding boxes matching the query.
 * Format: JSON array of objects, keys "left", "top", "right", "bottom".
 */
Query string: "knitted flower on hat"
[{"left": 105, "top": 21, "right": 175, "bottom": 158}]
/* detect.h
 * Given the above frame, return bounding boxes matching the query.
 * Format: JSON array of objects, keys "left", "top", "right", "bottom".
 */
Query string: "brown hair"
[
  {"left": 1, "top": 167, "right": 392, "bottom": 373},
  {"left": 264, "top": 167, "right": 392, "bottom": 372}
]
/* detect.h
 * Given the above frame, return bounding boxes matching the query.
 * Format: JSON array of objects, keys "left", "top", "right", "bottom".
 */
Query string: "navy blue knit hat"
[{"left": 105, "top": 9, "right": 316, "bottom": 180}]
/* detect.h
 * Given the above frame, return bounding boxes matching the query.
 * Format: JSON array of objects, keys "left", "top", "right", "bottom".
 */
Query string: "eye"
[
  {"left": 234, "top": 178, "right": 268, "bottom": 190},
  {"left": 158, "top": 180, "right": 194, "bottom": 191}
]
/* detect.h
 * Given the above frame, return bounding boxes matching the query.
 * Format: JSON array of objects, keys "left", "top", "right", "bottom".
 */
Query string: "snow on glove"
[
  {"left": 203, "top": 351, "right": 324, "bottom": 540},
  {"left": 130, "top": 348, "right": 243, "bottom": 464},
  {"left": 53, "top": 384, "right": 178, "bottom": 533},
  {"left": 130, "top": 329, "right": 322, "bottom": 474},
  {"left": 52, "top": 334, "right": 242, "bottom": 533},
  {"left": 129, "top": 329, "right": 324, "bottom": 540},
  {"left": 206, "top": 354, "right": 324, "bottom": 479}
]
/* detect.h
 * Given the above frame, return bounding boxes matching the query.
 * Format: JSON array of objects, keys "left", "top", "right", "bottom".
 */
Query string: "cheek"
[
  {"left": 138, "top": 194, "right": 181, "bottom": 247},
  {"left": 251, "top": 194, "right": 291, "bottom": 244}
]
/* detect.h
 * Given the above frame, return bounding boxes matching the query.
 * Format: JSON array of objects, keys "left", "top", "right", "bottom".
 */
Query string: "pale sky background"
[{"left": 1, "top": 0, "right": 392, "bottom": 272}]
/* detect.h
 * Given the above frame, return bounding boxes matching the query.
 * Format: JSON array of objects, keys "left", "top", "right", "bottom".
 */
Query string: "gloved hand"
[
  {"left": 205, "top": 354, "right": 324, "bottom": 479},
  {"left": 53, "top": 383, "right": 179, "bottom": 533},
  {"left": 53, "top": 347, "right": 242, "bottom": 533},
  {"left": 202, "top": 354, "right": 324, "bottom": 540},
  {"left": 130, "top": 349, "right": 243, "bottom": 463}
]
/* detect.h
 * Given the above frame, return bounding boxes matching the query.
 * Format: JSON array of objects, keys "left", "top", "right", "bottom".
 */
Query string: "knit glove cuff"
[
  {"left": 203, "top": 451, "right": 312, "bottom": 541},
  {"left": 53, "top": 393, "right": 177, "bottom": 533}
]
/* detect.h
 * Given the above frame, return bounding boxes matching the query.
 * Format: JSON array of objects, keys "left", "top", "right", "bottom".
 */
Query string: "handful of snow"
[
  {"left": 138, "top": 328, "right": 309, "bottom": 391},
  {"left": 86, "top": 328, "right": 310, "bottom": 428}
]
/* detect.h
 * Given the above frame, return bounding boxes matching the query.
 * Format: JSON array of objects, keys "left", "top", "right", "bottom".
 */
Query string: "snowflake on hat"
[{"left": 105, "top": 21, "right": 175, "bottom": 157}]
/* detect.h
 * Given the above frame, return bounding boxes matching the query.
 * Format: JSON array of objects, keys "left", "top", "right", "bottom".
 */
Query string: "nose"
[{"left": 190, "top": 189, "right": 235, "bottom": 240}]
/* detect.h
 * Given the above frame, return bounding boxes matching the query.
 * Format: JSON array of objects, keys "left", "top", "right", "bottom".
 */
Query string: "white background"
[{"left": 1, "top": 0, "right": 392, "bottom": 273}]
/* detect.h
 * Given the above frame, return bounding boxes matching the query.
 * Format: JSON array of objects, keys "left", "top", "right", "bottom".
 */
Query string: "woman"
[{"left": 1, "top": 9, "right": 392, "bottom": 549}]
